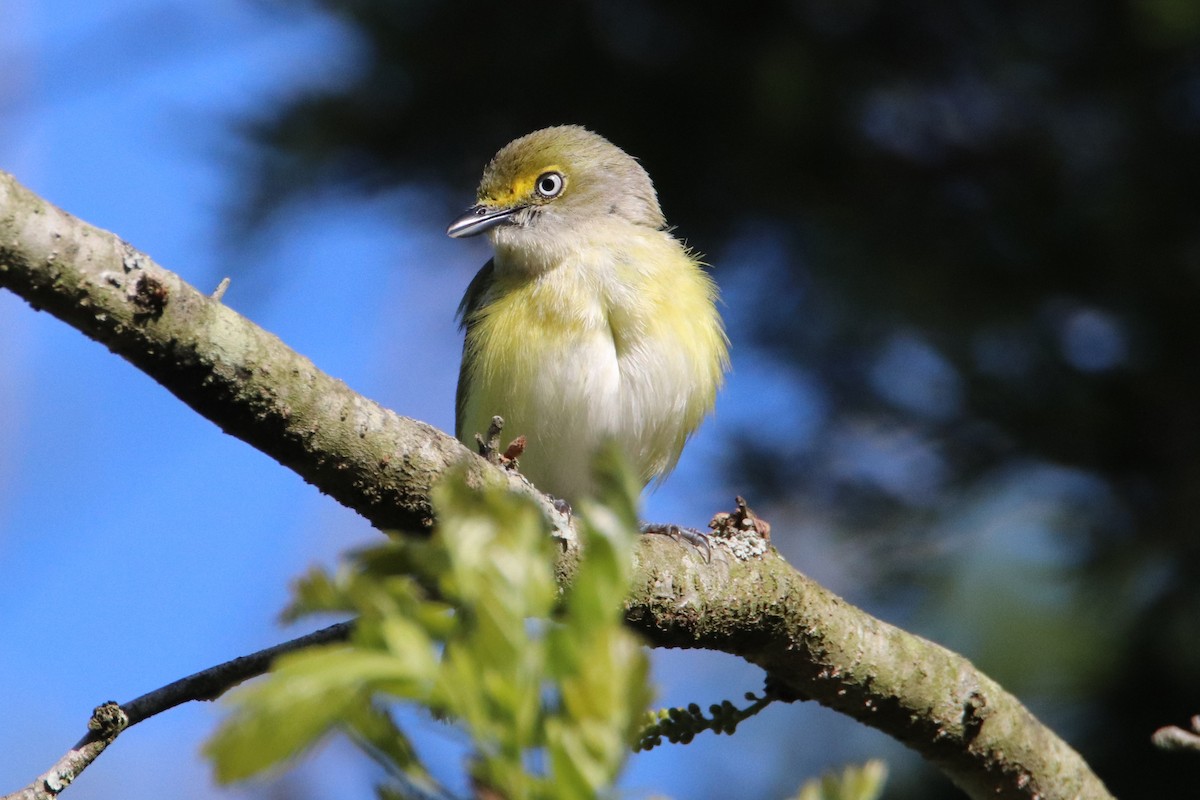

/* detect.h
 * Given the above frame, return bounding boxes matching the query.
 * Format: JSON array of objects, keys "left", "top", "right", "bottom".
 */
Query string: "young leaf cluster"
[
  {"left": 206, "top": 454, "right": 650, "bottom": 800},
  {"left": 635, "top": 691, "right": 775, "bottom": 751}
]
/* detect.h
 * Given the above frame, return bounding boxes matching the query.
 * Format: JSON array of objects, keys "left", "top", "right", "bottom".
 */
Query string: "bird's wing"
[{"left": 455, "top": 258, "right": 496, "bottom": 439}]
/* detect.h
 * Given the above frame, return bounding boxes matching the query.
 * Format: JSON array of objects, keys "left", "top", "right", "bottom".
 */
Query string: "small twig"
[
  {"left": 473, "top": 416, "right": 523, "bottom": 471},
  {"left": 1153, "top": 715, "right": 1200, "bottom": 753},
  {"left": 211, "top": 276, "right": 231, "bottom": 301},
  {"left": 2, "top": 621, "right": 354, "bottom": 800},
  {"left": 474, "top": 415, "right": 505, "bottom": 462},
  {"left": 709, "top": 495, "right": 771, "bottom": 542},
  {"left": 1, "top": 703, "right": 128, "bottom": 800}
]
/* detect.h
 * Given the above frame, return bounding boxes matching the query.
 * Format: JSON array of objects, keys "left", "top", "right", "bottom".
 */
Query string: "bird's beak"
[{"left": 446, "top": 204, "right": 521, "bottom": 238}]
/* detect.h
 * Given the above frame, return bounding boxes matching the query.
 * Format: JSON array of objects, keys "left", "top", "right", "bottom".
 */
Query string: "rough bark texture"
[
  {"left": 0, "top": 171, "right": 1114, "bottom": 800},
  {"left": 627, "top": 538, "right": 1109, "bottom": 799},
  {"left": 0, "top": 171, "right": 564, "bottom": 537}
]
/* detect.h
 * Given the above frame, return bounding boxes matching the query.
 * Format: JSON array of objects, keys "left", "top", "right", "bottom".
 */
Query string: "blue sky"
[{"left": 0, "top": 2, "right": 972, "bottom": 798}]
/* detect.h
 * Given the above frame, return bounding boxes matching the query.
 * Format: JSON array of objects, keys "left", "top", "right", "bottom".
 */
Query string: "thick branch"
[
  {"left": 0, "top": 171, "right": 1113, "bottom": 800},
  {"left": 0, "top": 171, "right": 563, "bottom": 536},
  {"left": 626, "top": 535, "right": 1112, "bottom": 799}
]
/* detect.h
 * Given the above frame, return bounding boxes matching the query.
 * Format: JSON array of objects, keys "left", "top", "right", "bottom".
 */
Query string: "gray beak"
[{"left": 447, "top": 204, "right": 520, "bottom": 238}]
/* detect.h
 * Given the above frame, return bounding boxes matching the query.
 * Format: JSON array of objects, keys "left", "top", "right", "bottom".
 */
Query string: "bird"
[{"left": 447, "top": 125, "right": 728, "bottom": 505}]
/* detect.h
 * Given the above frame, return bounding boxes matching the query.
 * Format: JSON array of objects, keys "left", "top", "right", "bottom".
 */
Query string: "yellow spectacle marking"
[{"left": 480, "top": 164, "right": 566, "bottom": 205}]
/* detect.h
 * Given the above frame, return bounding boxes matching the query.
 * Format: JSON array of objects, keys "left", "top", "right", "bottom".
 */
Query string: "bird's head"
[{"left": 446, "top": 126, "right": 665, "bottom": 248}]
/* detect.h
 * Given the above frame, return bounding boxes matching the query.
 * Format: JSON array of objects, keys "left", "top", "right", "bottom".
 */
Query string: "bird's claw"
[{"left": 640, "top": 522, "right": 712, "bottom": 563}]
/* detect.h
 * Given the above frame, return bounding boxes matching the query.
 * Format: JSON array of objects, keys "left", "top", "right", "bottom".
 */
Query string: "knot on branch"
[
  {"left": 87, "top": 702, "right": 128, "bottom": 741},
  {"left": 129, "top": 274, "right": 168, "bottom": 319},
  {"left": 961, "top": 689, "right": 992, "bottom": 743},
  {"left": 763, "top": 672, "right": 809, "bottom": 703},
  {"left": 708, "top": 496, "right": 771, "bottom": 560}
]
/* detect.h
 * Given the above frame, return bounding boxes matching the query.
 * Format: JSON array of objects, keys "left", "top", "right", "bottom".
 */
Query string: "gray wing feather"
[{"left": 455, "top": 259, "right": 496, "bottom": 439}]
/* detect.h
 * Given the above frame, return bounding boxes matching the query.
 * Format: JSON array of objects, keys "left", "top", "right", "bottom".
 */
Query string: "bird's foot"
[{"left": 640, "top": 522, "right": 711, "bottom": 563}]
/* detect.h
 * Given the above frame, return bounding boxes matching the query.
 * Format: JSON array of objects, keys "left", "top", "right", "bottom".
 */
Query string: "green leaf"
[
  {"left": 209, "top": 462, "right": 655, "bottom": 797},
  {"left": 206, "top": 648, "right": 361, "bottom": 782},
  {"left": 342, "top": 701, "right": 438, "bottom": 791},
  {"left": 542, "top": 445, "right": 652, "bottom": 796},
  {"left": 792, "top": 760, "right": 889, "bottom": 800},
  {"left": 206, "top": 643, "right": 437, "bottom": 781}
]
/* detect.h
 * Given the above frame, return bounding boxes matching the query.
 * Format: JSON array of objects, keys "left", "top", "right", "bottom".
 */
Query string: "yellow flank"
[{"left": 449, "top": 125, "right": 729, "bottom": 503}]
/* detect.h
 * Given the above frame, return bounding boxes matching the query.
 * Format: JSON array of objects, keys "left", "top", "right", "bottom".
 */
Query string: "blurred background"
[{"left": 2, "top": 1, "right": 1198, "bottom": 797}]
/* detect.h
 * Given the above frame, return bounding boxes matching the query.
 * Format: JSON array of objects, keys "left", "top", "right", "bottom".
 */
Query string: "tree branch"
[
  {"left": 0, "top": 172, "right": 565, "bottom": 538},
  {"left": 0, "top": 171, "right": 1114, "bottom": 800},
  {"left": 1, "top": 623, "right": 353, "bottom": 800},
  {"left": 1153, "top": 716, "right": 1200, "bottom": 754}
]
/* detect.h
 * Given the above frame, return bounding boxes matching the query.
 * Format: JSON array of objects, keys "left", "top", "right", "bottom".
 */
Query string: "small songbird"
[{"left": 447, "top": 125, "right": 728, "bottom": 503}]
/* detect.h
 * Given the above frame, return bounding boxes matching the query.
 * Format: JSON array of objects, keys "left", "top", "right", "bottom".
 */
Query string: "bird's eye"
[{"left": 534, "top": 171, "right": 565, "bottom": 199}]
